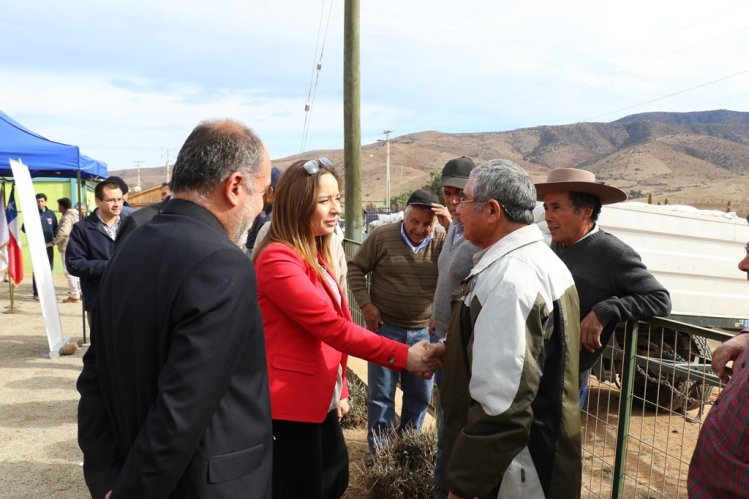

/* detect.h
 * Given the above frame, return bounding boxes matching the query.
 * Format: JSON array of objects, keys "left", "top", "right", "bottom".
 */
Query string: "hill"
[{"left": 111, "top": 109, "right": 749, "bottom": 215}]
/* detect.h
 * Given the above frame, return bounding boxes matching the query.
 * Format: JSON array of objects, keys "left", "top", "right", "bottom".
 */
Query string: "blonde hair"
[{"left": 253, "top": 159, "right": 341, "bottom": 282}]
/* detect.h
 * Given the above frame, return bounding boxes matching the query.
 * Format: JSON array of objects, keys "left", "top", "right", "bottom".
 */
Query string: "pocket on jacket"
[
  {"left": 271, "top": 355, "right": 318, "bottom": 375},
  {"left": 207, "top": 442, "right": 266, "bottom": 484}
]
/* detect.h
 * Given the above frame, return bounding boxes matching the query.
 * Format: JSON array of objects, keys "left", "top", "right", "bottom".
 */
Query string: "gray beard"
[{"left": 229, "top": 201, "right": 258, "bottom": 247}]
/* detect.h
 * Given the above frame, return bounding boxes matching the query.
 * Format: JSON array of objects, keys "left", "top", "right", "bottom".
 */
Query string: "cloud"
[{"left": 2, "top": 0, "right": 748, "bottom": 169}]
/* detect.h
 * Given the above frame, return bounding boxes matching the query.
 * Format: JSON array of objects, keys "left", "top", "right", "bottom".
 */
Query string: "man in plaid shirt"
[{"left": 688, "top": 243, "right": 749, "bottom": 497}]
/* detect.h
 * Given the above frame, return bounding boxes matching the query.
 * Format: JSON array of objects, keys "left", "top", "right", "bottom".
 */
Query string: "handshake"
[{"left": 405, "top": 340, "right": 446, "bottom": 379}]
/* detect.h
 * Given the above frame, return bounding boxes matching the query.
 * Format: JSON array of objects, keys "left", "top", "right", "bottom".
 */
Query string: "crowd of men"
[{"left": 18, "top": 119, "right": 745, "bottom": 498}]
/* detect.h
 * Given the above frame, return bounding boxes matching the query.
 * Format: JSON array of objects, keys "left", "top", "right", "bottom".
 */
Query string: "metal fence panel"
[
  {"left": 343, "top": 237, "right": 731, "bottom": 498},
  {"left": 581, "top": 319, "right": 729, "bottom": 498}
]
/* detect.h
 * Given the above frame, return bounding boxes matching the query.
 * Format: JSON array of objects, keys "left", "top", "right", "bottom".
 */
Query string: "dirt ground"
[
  {"left": 1, "top": 275, "right": 707, "bottom": 498},
  {"left": 0, "top": 276, "right": 89, "bottom": 498},
  {"left": 0, "top": 276, "right": 376, "bottom": 498}
]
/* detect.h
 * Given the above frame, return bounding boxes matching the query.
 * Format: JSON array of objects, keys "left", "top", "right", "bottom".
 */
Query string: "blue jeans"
[{"left": 367, "top": 323, "right": 434, "bottom": 454}]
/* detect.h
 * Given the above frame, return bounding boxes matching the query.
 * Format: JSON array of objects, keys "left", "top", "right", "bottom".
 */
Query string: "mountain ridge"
[{"left": 113, "top": 109, "right": 749, "bottom": 215}]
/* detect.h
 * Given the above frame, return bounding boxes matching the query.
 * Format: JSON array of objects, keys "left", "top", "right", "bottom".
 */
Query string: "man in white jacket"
[{"left": 428, "top": 159, "right": 582, "bottom": 499}]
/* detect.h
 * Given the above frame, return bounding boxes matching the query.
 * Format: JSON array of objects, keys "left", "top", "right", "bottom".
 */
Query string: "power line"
[
  {"left": 583, "top": 68, "right": 749, "bottom": 121},
  {"left": 491, "top": 22, "right": 749, "bottom": 120},
  {"left": 435, "top": 1, "right": 749, "bottom": 129},
  {"left": 478, "top": 1, "right": 749, "bottom": 113},
  {"left": 300, "top": 0, "right": 335, "bottom": 154}
]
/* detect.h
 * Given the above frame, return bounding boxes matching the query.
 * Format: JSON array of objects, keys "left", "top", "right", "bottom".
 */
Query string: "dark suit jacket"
[
  {"left": 66, "top": 210, "right": 115, "bottom": 311},
  {"left": 114, "top": 199, "right": 169, "bottom": 250},
  {"left": 77, "top": 199, "right": 272, "bottom": 498}
]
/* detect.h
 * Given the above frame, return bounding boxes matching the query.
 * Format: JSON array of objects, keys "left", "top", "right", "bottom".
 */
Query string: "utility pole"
[
  {"left": 133, "top": 160, "right": 143, "bottom": 192},
  {"left": 378, "top": 130, "right": 392, "bottom": 209},
  {"left": 344, "top": 0, "right": 362, "bottom": 241}
]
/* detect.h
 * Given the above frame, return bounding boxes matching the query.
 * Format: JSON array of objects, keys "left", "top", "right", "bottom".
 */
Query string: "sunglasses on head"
[{"left": 303, "top": 157, "right": 333, "bottom": 175}]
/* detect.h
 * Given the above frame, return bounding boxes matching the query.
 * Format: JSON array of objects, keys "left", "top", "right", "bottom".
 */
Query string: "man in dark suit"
[
  {"left": 113, "top": 198, "right": 169, "bottom": 250},
  {"left": 77, "top": 119, "right": 273, "bottom": 498}
]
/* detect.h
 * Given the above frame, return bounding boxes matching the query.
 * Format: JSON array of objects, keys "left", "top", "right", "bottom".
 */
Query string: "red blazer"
[{"left": 255, "top": 243, "right": 408, "bottom": 423}]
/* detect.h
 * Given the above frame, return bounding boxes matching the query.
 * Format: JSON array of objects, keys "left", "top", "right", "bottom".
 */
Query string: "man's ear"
[
  {"left": 224, "top": 172, "right": 245, "bottom": 207},
  {"left": 582, "top": 205, "right": 594, "bottom": 221},
  {"left": 487, "top": 199, "right": 501, "bottom": 220}
]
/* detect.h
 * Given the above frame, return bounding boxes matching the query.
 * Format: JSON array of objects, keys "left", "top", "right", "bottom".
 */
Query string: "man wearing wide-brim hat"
[{"left": 535, "top": 168, "right": 672, "bottom": 407}]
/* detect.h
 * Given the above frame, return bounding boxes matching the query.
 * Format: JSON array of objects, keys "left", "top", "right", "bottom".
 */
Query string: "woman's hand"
[{"left": 337, "top": 398, "right": 350, "bottom": 421}]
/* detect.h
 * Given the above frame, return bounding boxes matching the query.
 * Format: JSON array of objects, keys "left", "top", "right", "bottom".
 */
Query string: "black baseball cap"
[
  {"left": 439, "top": 156, "right": 475, "bottom": 189},
  {"left": 407, "top": 189, "right": 440, "bottom": 207}
]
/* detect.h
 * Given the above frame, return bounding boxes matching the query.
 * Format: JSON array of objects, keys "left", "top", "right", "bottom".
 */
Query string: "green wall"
[{"left": 2, "top": 178, "right": 97, "bottom": 275}]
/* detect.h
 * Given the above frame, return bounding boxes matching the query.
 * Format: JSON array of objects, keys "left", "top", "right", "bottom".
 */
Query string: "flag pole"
[
  {"left": 5, "top": 279, "right": 18, "bottom": 313},
  {"left": 1, "top": 181, "right": 18, "bottom": 313}
]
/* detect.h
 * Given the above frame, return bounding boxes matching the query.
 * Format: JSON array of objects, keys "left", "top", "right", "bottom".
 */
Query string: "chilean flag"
[{"left": 5, "top": 186, "right": 23, "bottom": 285}]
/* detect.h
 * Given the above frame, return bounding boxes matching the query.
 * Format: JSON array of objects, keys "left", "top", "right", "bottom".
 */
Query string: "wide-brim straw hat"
[{"left": 534, "top": 168, "right": 627, "bottom": 205}]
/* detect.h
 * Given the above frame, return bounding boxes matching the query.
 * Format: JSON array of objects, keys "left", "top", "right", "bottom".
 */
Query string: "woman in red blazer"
[{"left": 253, "top": 158, "right": 432, "bottom": 499}]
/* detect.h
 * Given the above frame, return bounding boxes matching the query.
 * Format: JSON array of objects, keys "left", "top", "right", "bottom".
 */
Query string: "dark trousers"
[
  {"left": 272, "top": 410, "right": 349, "bottom": 499},
  {"left": 32, "top": 246, "right": 54, "bottom": 296}
]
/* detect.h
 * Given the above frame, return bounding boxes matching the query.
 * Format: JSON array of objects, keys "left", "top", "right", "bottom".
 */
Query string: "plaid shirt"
[{"left": 688, "top": 346, "right": 749, "bottom": 497}]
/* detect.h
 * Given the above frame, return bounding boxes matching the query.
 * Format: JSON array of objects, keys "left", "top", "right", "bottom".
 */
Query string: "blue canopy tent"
[
  {"left": 0, "top": 110, "right": 107, "bottom": 179},
  {"left": 0, "top": 110, "right": 106, "bottom": 343}
]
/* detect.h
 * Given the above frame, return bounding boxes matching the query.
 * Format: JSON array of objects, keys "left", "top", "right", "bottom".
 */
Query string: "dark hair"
[
  {"left": 57, "top": 197, "right": 72, "bottom": 209},
  {"left": 35, "top": 193, "right": 47, "bottom": 201},
  {"left": 160, "top": 182, "right": 171, "bottom": 189},
  {"left": 95, "top": 180, "right": 122, "bottom": 200},
  {"left": 170, "top": 119, "right": 265, "bottom": 196},
  {"left": 569, "top": 191, "right": 602, "bottom": 222},
  {"left": 104, "top": 176, "right": 129, "bottom": 194}
]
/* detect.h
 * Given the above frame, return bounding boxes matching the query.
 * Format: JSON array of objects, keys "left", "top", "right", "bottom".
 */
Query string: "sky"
[{"left": 2, "top": 0, "right": 748, "bottom": 171}]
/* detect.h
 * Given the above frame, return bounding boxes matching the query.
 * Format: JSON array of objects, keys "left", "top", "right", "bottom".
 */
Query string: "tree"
[
  {"left": 389, "top": 171, "right": 442, "bottom": 211},
  {"left": 421, "top": 170, "right": 442, "bottom": 199}
]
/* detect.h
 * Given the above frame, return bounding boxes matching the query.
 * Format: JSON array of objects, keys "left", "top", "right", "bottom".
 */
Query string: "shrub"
[{"left": 362, "top": 427, "right": 437, "bottom": 499}]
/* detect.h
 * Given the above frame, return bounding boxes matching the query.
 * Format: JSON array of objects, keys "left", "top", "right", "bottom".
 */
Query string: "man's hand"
[
  {"left": 361, "top": 303, "right": 384, "bottom": 332},
  {"left": 406, "top": 340, "right": 435, "bottom": 377},
  {"left": 712, "top": 332, "right": 749, "bottom": 382},
  {"left": 427, "top": 316, "right": 436, "bottom": 333},
  {"left": 424, "top": 341, "right": 445, "bottom": 371},
  {"left": 431, "top": 203, "right": 452, "bottom": 229},
  {"left": 580, "top": 310, "right": 604, "bottom": 353},
  {"left": 105, "top": 491, "right": 112, "bottom": 499},
  {"left": 337, "top": 397, "right": 350, "bottom": 421}
]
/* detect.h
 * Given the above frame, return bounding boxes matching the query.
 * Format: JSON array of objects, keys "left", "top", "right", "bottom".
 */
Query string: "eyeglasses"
[
  {"left": 101, "top": 198, "right": 124, "bottom": 204},
  {"left": 458, "top": 196, "right": 484, "bottom": 206},
  {"left": 303, "top": 157, "right": 333, "bottom": 175},
  {"left": 459, "top": 195, "right": 506, "bottom": 213}
]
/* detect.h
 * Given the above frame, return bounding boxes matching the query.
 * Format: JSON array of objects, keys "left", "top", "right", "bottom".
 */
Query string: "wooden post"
[{"left": 344, "top": 0, "right": 362, "bottom": 242}]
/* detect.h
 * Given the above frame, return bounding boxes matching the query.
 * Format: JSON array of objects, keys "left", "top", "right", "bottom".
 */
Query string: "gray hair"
[
  {"left": 170, "top": 119, "right": 265, "bottom": 198},
  {"left": 470, "top": 159, "right": 536, "bottom": 224}
]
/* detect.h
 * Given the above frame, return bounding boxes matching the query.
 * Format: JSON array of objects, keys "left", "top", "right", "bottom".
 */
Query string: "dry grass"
[{"left": 360, "top": 427, "right": 437, "bottom": 499}]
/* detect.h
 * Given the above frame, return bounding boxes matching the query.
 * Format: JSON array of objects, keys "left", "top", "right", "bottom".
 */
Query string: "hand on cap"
[{"left": 431, "top": 203, "right": 452, "bottom": 228}]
